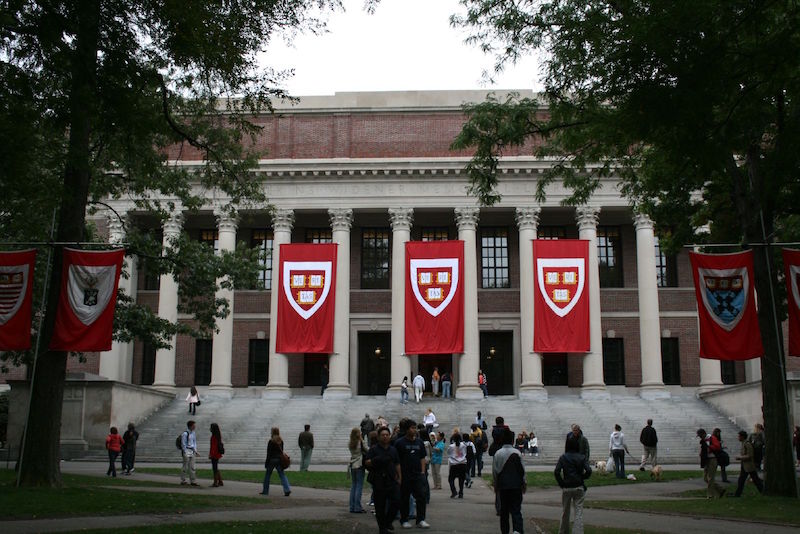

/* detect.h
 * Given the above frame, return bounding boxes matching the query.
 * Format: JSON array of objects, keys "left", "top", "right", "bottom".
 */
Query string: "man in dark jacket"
[
  {"left": 733, "top": 430, "right": 764, "bottom": 497},
  {"left": 393, "top": 419, "right": 430, "bottom": 529},
  {"left": 639, "top": 419, "right": 658, "bottom": 471},
  {"left": 555, "top": 434, "right": 592, "bottom": 534},
  {"left": 365, "top": 426, "right": 401, "bottom": 534},
  {"left": 492, "top": 428, "right": 526, "bottom": 534},
  {"left": 360, "top": 413, "right": 375, "bottom": 438},
  {"left": 298, "top": 424, "right": 314, "bottom": 472}
]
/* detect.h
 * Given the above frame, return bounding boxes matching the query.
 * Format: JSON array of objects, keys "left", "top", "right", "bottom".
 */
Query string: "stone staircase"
[{"left": 71, "top": 392, "right": 744, "bottom": 465}]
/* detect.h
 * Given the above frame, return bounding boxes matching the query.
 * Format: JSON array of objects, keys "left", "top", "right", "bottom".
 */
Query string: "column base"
[
  {"left": 207, "top": 385, "right": 234, "bottom": 399},
  {"left": 519, "top": 386, "right": 548, "bottom": 401},
  {"left": 263, "top": 385, "right": 292, "bottom": 399},
  {"left": 456, "top": 385, "right": 484, "bottom": 400},
  {"left": 639, "top": 385, "right": 670, "bottom": 400},
  {"left": 323, "top": 385, "right": 352, "bottom": 399},
  {"left": 580, "top": 386, "right": 610, "bottom": 400}
]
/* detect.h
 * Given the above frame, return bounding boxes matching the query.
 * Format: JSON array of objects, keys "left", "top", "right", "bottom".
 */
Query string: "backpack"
[
  {"left": 176, "top": 431, "right": 187, "bottom": 451},
  {"left": 717, "top": 449, "right": 730, "bottom": 467},
  {"left": 481, "top": 420, "right": 488, "bottom": 431}
]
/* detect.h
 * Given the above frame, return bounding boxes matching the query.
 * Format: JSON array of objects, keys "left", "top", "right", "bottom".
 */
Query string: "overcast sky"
[{"left": 261, "top": 0, "right": 543, "bottom": 96}]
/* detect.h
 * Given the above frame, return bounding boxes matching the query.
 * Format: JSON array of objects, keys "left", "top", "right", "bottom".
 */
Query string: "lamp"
[
  {"left": 374, "top": 346, "right": 384, "bottom": 359},
  {"left": 487, "top": 346, "right": 496, "bottom": 360}
]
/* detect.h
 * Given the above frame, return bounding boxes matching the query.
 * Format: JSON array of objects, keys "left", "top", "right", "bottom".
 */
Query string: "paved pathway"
[{"left": 1, "top": 462, "right": 796, "bottom": 534}]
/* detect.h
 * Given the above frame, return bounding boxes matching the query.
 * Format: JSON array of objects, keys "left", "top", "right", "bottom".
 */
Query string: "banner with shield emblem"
[
  {"left": 533, "top": 239, "right": 590, "bottom": 352},
  {"left": 405, "top": 240, "right": 464, "bottom": 354},
  {"left": 276, "top": 243, "right": 337, "bottom": 353},
  {"left": 50, "top": 248, "right": 125, "bottom": 351},
  {"left": 689, "top": 251, "right": 763, "bottom": 360},
  {"left": 782, "top": 248, "right": 800, "bottom": 357},
  {"left": 0, "top": 249, "right": 37, "bottom": 350}
]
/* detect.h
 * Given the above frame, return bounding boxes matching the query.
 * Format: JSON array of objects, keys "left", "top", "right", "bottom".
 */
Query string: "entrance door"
[
  {"left": 479, "top": 331, "right": 514, "bottom": 395},
  {"left": 358, "top": 332, "right": 391, "bottom": 395},
  {"left": 304, "top": 354, "right": 328, "bottom": 388},
  {"left": 416, "top": 354, "right": 452, "bottom": 394},
  {"left": 542, "top": 353, "right": 568, "bottom": 386}
]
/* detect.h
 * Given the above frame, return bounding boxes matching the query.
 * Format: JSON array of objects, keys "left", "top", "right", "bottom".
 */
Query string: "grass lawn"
[
  {"left": 484, "top": 470, "right": 704, "bottom": 489},
  {"left": 74, "top": 520, "right": 367, "bottom": 534},
  {"left": 531, "top": 517, "right": 660, "bottom": 534},
  {"left": 135, "top": 467, "right": 350, "bottom": 489},
  {"left": 0, "top": 469, "right": 267, "bottom": 520}
]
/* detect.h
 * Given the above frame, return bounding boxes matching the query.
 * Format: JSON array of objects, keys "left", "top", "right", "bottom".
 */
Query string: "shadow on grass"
[{"left": 135, "top": 467, "right": 350, "bottom": 489}]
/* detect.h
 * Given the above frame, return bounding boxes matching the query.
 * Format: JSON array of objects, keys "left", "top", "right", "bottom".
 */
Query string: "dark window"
[
  {"left": 248, "top": 339, "right": 269, "bottom": 386},
  {"left": 199, "top": 229, "right": 219, "bottom": 253},
  {"left": 661, "top": 338, "right": 681, "bottom": 385},
  {"left": 721, "top": 360, "right": 737, "bottom": 385},
  {"left": 480, "top": 227, "right": 510, "bottom": 288},
  {"left": 141, "top": 341, "right": 156, "bottom": 385},
  {"left": 138, "top": 257, "right": 161, "bottom": 291},
  {"left": 421, "top": 227, "right": 449, "bottom": 241},
  {"left": 542, "top": 353, "right": 568, "bottom": 386},
  {"left": 305, "top": 228, "right": 332, "bottom": 243},
  {"left": 597, "top": 226, "right": 623, "bottom": 287},
  {"left": 194, "top": 339, "right": 213, "bottom": 386},
  {"left": 537, "top": 226, "right": 566, "bottom": 240},
  {"left": 602, "top": 338, "right": 626, "bottom": 385},
  {"left": 251, "top": 230, "right": 274, "bottom": 289},
  {"left": 361, "top": 228, "right": 391, "bottom": 289},
  {"left": 655, "top": 237, "right": 678, "bottom": 287},
  {"left": 304, "top": 354, "right": 327, "bottom": 386}
]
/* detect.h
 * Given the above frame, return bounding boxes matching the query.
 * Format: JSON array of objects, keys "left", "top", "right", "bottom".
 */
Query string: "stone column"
[
  {"left": 99, "top": 212, "right": 137, "bottom": 383},
  {"left": 325, "top": 208, "right": 354, "bottom": 399},
  {"left": 698, "top": 358, "right": 724, "bottom": 393},
  {"left": 209, "top": 207, "right": 238, "bottom": 394},
  {"left": 634, "top": 213, "right": 669, "bottom": 399},
  {"left": 744, "top": 359, "right": 762, "bottom": 383},
  {"left": 576, "top": 206, "right": 608, "bottom": 398},
  {"left": 152, "top": 209, "right": 183, "bottom": 391},
  {"left": 388, "top": 208, "right": 413, "bottom": 397},
  {"left": 516, "top": 207, "right": 546, "bottom": 400},
  {"left": 455, "top": 207, "right": 483, "bottom": 399},
  {"left": 264, "top": 209, "right": 295, "bottom": 399}
]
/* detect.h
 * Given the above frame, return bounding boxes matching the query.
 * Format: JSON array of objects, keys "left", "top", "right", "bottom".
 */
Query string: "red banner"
[
  {"left": 689, "top": 251, "right": 763, "bottom": 360},
  {"left": 0, "top": 249, "right": 37, "bottom": 350},
  {"left": 276, "top": 243, "right": 337, "bottom": 353},
  {"left": 405, "top": 240, "right": 464, "bottom": 354},
  {"left": 533, "top": 239, "right": 590, "bottom": 352},
  {"left": 50, "top": 248, "right": 125, "bottom": 352},
  {"left": 783, "top": 249, "right": 800, "bottom": 357}
]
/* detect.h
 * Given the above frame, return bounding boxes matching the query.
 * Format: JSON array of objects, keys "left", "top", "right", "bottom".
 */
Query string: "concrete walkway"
[{"left": 1, "top": 462, "right": 796, "bottom": 534}]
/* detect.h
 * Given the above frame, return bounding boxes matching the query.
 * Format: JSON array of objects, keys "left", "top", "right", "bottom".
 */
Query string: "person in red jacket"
[
  {"left": 105, "top": 427, "right": 124, "bottom": 478},
  {"left": 209, "top": 423, "right": 224, "bottom": 487},
  {"left": 696, "top": 428, "right": 726, "bottom": 498}
]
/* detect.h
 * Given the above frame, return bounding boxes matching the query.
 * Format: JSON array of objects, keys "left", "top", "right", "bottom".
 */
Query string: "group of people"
[
  {"left": 514, "top": 431, "right": 539, "bottom": 457},
  {"left": 399, "top": 369, "right": 489, "bottom": 403},
  {"left": 176, "top": 420, "right": 225, "bottom": 487},
  {"left": 697, "top": 423, "right": 768, "bottom": 499},
  {"left": 103, "top": 423, "right": 139, "bottom": 477}
]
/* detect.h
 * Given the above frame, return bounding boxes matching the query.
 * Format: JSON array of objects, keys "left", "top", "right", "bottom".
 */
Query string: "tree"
[
  {"left": 452, "top": 0, "right": 800, "bottom": 496},
  {"left": 1, "top": 0, "right": 341, "bottom": 487}
]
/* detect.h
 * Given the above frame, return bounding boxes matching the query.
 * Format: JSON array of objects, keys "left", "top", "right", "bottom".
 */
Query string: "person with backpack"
[
  {"left": 447, "top": 432, "right": 468, "bottom": 498},
  {"left": 554, "top": 433, "right": 592, "bottom": 534},
  {"left": 360, "top": 413, "right": 375, "bottom": 438},
  {"left": 121, "top": 422, "right": 139, "bottom": 475},
  {"left": 463, "top": 432, "right": 476, "bottom": 488},
  {"left": 179, "top": 420, "right": 198, "bottom": 486},
  {"left": 697, "top": 428, "right": 726, "bottom": 498},
  {"left": 209, "top": 422, "right": 224, "bottom": 487},
  {"left": 470, "top": 423, "right": 487, "bottom": 476},
  {"left": 494, "top": 428, "right": 527, "bottom": 534},
  {"left": 712, "top": 428, "right": 730, "bottom": 482}
]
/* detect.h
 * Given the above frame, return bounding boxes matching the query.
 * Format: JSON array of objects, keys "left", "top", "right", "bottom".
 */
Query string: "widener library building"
[{"left": 3, "top": 90, "right": 796, "bottom": 398}]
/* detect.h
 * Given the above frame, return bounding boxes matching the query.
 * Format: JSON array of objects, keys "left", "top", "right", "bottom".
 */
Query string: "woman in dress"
[
  {"left": 261, "top": 427, "right": 291, "bottom": 496},
  {"left": 186, "top": 386, "right": 199, "bottom": 415},
  {"left": 447, "top": 432, "right": 468, "bottom": 498},
  {"left": 348, "top": 427, "right": 367, "bottom": 513},
  {"left": 209, "top": 422, "right": 224, "bottom": 487}
]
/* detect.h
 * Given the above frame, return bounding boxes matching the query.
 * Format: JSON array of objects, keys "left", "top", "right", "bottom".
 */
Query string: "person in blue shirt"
[
  {"left": 180, "top": 420, "right": 198, "bottom": 486},
  {"left": 430, "top": 432, "right": 445, "bottom": 489}
]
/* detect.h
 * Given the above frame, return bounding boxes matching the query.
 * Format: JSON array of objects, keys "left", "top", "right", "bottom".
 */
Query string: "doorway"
[
  {"left": 542, "top": 353, "right": 568, "bottom": 386},
  {"left": 416, "top": 354, "right": 453, "bottom": 395},
  {"left": 358, "top": 332, "right": 391, "bottom": 395},
  {"left": 479, "top": 331, "right": 514, "bottom": 395}
]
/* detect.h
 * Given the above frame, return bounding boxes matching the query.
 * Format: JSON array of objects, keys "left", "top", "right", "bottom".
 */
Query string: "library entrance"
[{"left": 358, "top": 332, "right": 391, "bottom": 395}]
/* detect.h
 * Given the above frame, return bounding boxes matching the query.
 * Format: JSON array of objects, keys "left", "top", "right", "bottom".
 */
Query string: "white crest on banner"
[
  {"left": 67, "top": 264, "right": 117, "bottom": 325},
  {"left": 409, "top": 258, "right": 459, "bottom": 317},
  {"left": 0, "top": 264, "right": 29, "bottom": 325},
  {"left": 536, "top": 258, "right": 585, "bottom": 318},
  {"left": 282, "top": 261, "right": 332, "bottom": 320},
  {"left": 790, "top": 265, "right": 800, "bottom": 311},
  {"left": 698, "top": 267, "right": 749, "bottom": 332}
]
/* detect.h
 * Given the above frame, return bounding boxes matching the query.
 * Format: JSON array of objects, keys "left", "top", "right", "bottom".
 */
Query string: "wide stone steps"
[{"left": 71, "top": 393, "right": 744, "bottom": 465}]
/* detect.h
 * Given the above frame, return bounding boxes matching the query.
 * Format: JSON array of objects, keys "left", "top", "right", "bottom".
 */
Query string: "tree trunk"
[{"left": 17, "top": 0, "right": 100, "bottom": 487}]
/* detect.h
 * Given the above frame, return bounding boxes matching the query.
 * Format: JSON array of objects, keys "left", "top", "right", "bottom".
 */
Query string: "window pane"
[
  {"left": 251, "top": 230, "right": 274, "bottom": 290},
  {"left": 199, "top": 229, "right": 219, "bottom": 253},
  {"left": 248, "top": 339, "right": 269, "bottom": 386},
  {"left": 421, "top": 227, "right": 449, "bottom": 241},
  {"left": 654, "top": 237, "right": 678, "bottom": 287},
  {"left": 305, "top": 228, "right": 332, "bottom": 243},
  {"left": 361, "top": 228, "right": 391, "bottom": 289},
  {"left": 480, "top": 227, "right": 510, "bottom": 288},
  {"left": 597, "top": 226, "right": 623, "bottom": 287},
  {"left": 660, "top": 338, "right": 681, "bottom": 385}
]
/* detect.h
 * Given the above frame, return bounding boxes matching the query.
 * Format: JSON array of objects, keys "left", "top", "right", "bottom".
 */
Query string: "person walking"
[
  {"left": 394, "top": 419, "right": 430, "bottom": 529},
  {"left": 494, "top": 428, "right": 527, "bottom": 534},
  {"left": 423, "top": 408, "right": 437, "bottom": 436},
  {"left": 569, "top": 424, "right": 590, "bottom": 460},
  {"left": 555, "top": 433, "right": 592, "bottom": 534},
  {"left": 105, "top": 426, "right": 124, "bottom": 478},
  {"left": 470, "top": 424, "right": 487, "bottom": 475},
  {"left": 431, "top": 367, "right": 440, "bottom": 397},
  {"left": 400, "top": 376, "right": 410, "bottom": 404},
  {"left": 209, "top": 422, "right": 224, "bottom": 487},
  {"left": 298, "top": 424, "right": 314, "bottom": 472},
  {"left": 447, "top": 432, "right": 468, "bottom": 498},
  {"left": 262, "top": 427, "right": 291, "bottom": 496},
  {"left": 412, "top": 373, "right": 426, "bottom": 403},
  {"left": 712, "top": 428, "right": 730, "bottom": 483},
  {"left": 697, "top": 428, "right": 726, "bottom": 498},
  {"left": 186, "top": 386, "right": 199, "bottom": 415},
  {"left": 121, "top": 422, "right": 138, "bottom": 475},
  {"left": 478, "top": 369, "right": 488, "bottom": 398},
  {"left": 430, "top": 432, "right": 445, "bottom": 490},
  {"left": 320, "top": 363, "right": 329, "bottom": 395},
  {"left": 733, "top": 430, "right": 764, "bottom": 497},
  {"left": 348, "top": 427, "right": 367, "bottom": 513},
  {"left": 609, "top": 424, "right": 629, "bottom": 479},
  {"left": 360, "top": 413, "right": 375, "bottom": 439},
  {"left": 638, "top": 419, "right": 658, "bottom": 471},
  {"left": 464, "top": 432, "right": 477, "bottom": 488},
  {"left": 365, "top": 426, "right": 402, "bottom": 534},
  {"left": 749, "top": 423, "right": 765, "bottom": 471},
  {"left": 475, "top": 411, "right": 487, "bottom": 431},
  {"left": 180, "top": 420, "right": 198, "bottom": 486},
  {"left": 441, "top": 371, "right": 452, "bottom": 399}
]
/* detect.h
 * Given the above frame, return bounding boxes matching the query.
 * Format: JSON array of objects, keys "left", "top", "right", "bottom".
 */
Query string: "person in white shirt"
[
  {"left": 186, "top": 386, "right": 199, "bottom": 415},
  {"left": 609, "top": 424, "right": 630, "bottom": 479},
  {"left": 180, "top": 420, "right": 198, "bottom": 486},
  {"left": 412, "top": 373, "right": 426, "bottom": 403},
  {"left": 447, "top": 433, "right": 468, "bottom": 498},
  {"left": 423, "top": 408, "right": 437, "bottom": 436}
]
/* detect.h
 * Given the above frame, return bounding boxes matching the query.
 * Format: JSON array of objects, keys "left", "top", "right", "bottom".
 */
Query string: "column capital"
[
  {"left": 328, "top": 208, "right": 354, "bottom": 231},
  {"left": 633, "top": 212, "right": 654, "bottom": 231},
  {"left": 107, "top": 211, "right": 128, "bottom": 244},
  {"left": 515, "top": 207, "right": 541, "bottom": 231},
  {"left": 214, "top": 206, "right": 239, "bottom": 233},
  {"left": 162, "top": 210, "right": 184, "bottom": 236},
  {"left": 576, "top": 206, "right": 600, "bottom": 231},
  {"left": 388, "top": 208, "right": 413, "bottom": 231},
  {"left": 272, "top": 208, "right": 295, "bottom": 232},
  {"left": 455, "top": 207, "right": 480, "bottom": 230}
]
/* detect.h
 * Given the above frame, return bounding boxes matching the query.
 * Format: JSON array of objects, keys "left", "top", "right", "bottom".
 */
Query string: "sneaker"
[
  {"left": 284, "top": 491, "right": 291, "bottom": 496},
  {"left": 458, "top": 494, "right": 463, "bottom": 499},
  {"left": 368, "top": 501, "right": 375, "bottom": 506},
  {"left": 417, "top": 521, "right": 430, "bottom": 529},
  {"left": 401, "top": 522, "right": 413, "bottom": 529},
  {"left": 639, "top": 467, "right": 645, "bottom": 472},
  {"left": 129, "top": 468, "right": 135, "bottom": 473},
  {"left": 180, "top": 481, "right": 188, "bottom": 485}
]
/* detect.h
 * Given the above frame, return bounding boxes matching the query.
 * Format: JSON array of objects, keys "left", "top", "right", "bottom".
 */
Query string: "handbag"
[
  {"left": 606, "top": 455, "right": 615, "bottom": 473},
  {"left": 280, "top": 451, "right": 291, "bottom": 470},
  {"left": 195, "top": 399, "right": 201, "bottom": 406}
]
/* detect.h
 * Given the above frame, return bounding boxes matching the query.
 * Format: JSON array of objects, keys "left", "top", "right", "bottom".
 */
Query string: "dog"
[
  {"left": 650, "top": 465, "right": 663, "bottom": 481},
  {"left": 595, "top": 460, "right": 607, "bottom": 475}
]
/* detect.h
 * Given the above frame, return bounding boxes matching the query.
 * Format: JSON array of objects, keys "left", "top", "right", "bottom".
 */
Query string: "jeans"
[
  {"left": 188, "top": 402, "right": 196, "bottom": 415},
  {"left": 432, "top": 380, "right": 439, "bottom": 396},
  {"left": 349, "top": 467, "right": 365, "bottom": 511},
  {"left": 480, "top": 383, "right": 488, "bottom": 397},
  {"left": 499, "top": 488, "right": 524, "bottom": 534},
  {"left": 181, "top": 453, "right": 196, "bottom": 483},
  {"left": 121, "top": 448, "right": 135, "bottom": 473},
  {"left": 300, "top": 447, "right": 313, "bottom": 471},
  {"left": 735, "top": 465, "right": 764, "bottom": 496},
  {"left": 559, "top": 487, "right": 585, "bottom": 534},
  {"left": 612, "top": 449, "right": 625, "bottom": 478},
  {"left": 476, "top": 450, "right": 484, "bottom": 475},
  {"left": 107, "top": 450, "right": 119, "bottom": 477},
  {"left": 442, "top": 382, "right": 451, "bottom": 398},
  {"left": 263, "top": 459, "right": 291, "bottom": 494},
  {"left": 401, "top": 389, "right": 409, "bottom": 403},
  {"left": 400, "top": 477, "right": 426, "bottom": 523}
]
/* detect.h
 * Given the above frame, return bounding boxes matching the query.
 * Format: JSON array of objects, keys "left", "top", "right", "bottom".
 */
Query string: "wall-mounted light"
[
  {"left": 374, "top": 346, "right": 384, "bottom": 359},
  {"left": 487, "top": 346, "right": 496, "bottom": 360}
]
